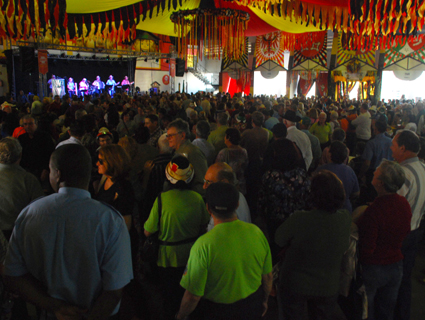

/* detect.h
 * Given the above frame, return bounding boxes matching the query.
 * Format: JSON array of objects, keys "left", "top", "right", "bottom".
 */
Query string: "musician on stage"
[
  {"left": 79, "top": 78, "right": 89, "bottom": 97},
  {"left": 121, "top": 76, "right": 134, "bottom": 93},
  {"left": 106, "top": 75, "right": 119, "bottom": 96},
  {"left": 67, "top": 78, "right": 77, "bottom": 96},
  {"left": 47, "top": 75, "right": 56, "bottom": 93},
  {"left": 92, "top": 76, "right": 103, "bottom": 94}
]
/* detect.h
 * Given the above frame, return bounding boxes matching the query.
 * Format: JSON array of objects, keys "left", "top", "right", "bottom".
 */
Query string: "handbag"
[{"left": 141, "top": 193, "right": 162, "bottom": 262}]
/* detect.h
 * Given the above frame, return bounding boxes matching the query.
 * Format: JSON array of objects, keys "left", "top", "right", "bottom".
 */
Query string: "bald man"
[{"left": 203, "top": 162, "right": 251, "bottom": 231}]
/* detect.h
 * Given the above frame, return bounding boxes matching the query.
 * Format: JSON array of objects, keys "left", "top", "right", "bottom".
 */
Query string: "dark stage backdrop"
[{"left": 13, "top": 55, "right": 135, "bottom": 96}]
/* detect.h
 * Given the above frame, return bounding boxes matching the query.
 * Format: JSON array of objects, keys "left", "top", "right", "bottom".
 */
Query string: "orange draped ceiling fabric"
[
  {"left": 0, "top": 0, "right": 191, "bottom": 42},
  {"left": 233, "top": 0, "right": 425, "bottom": 51},
  {"left": 1, "top": 0, "right": 425, "bottom": 52}
]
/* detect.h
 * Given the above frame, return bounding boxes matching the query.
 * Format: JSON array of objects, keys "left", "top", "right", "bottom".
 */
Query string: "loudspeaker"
[
  {"left": 19, "top": 47, "right": 35, "bottom": 73},
  {"left": 4, "top": 49, "right": 13, "bottom": 93},
  {"left": 176, "top": 58, "right": 185, "bottom": 77}
]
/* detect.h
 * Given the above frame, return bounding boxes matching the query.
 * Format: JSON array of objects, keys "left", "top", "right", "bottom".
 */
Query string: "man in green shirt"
[
  {"left": 207, "top": 112, "right": 229, "bottom": 155},
  {"left": 176, "top": 183, "right": 273, "bottom": 320},
  {"left": 309, "top": 112, "right": 332, "bottom": 149}
]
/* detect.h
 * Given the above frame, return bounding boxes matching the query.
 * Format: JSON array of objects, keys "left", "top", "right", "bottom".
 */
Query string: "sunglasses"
[{"left": 98, "top": 158, "right": 104, "bottom": 165}]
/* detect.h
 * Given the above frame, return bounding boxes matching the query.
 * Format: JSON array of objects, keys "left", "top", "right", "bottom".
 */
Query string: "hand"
[
  {"left": 262, "top": 301, "right": 268, "bottom": 317},
  {"left": 144, "top": 160, "right": 154, "bottom": 170},
  {"left": 53, "top": 299, "right": 87, "bottom": 320}
]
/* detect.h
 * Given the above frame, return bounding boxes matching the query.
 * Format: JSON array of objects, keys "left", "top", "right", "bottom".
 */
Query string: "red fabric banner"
[
  {"left": 38, "top": 50, "right": 48, "bottom": 75},
  {"left": 298, "top": 78, "right": 314, "bottom": 96},
  {"left": 317, "top": 73, "right": 328, "bottom": 97},
  {"left": 170, "top": 59, "right": 175, "bottom": 77}
]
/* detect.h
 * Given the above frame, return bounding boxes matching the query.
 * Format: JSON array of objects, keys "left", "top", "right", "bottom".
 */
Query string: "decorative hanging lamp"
[{"left": 170, "top": 1, "right": 250, "bottom": 61}]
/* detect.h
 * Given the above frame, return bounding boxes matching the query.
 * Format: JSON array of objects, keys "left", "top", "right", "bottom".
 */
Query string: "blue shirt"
[
  {"left": 317, "top": 163, "right": 359, "bottom": 213},
  {"left": 4, "top": 187, "right": 133, "bottom": 316},
  {"left": 362, "top": 132, "right": 393, "bottom": 170},
  {"left": 264, "top": 117, "right": 280, "bottom": 130}
]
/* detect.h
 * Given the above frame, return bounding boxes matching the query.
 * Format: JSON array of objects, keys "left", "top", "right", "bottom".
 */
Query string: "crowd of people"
[{"left": 0, "top": 89, "right": 424, "bottom": 320}]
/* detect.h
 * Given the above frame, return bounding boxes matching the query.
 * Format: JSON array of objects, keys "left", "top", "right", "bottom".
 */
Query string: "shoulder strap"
[{"left": 157, "top": 192, "right": 162, "bottom": 231}]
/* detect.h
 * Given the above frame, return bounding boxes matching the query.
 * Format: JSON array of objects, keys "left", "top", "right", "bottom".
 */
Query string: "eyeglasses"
[
  {"left": 166, "top": 131, "right": 182, "bottom": 139},
  {"left": 203, "top": 179, "right": 213, "bottom": 186},
  {"left": 98, "top": 158, "right": 104, "bottom": 165}
]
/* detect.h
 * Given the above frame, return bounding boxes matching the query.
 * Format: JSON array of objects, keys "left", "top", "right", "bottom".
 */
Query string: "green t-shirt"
[
  {"left": 207, "top": 125, "right": 228, "bottom": 155},
  {"left": 264, "top": 128, "right": 274, "bottom": 142},
  {"left": 144, "top": 189, "right": 210, "bottom": 268},
  {"left": 275, "top": 209, "right": 351, "bottom": 296},
  {"left": 180, "top": 220, "right": 272, "bottom": 304},
  {"left": 309, "top": 122, "right": 332, "bottom": 144}
]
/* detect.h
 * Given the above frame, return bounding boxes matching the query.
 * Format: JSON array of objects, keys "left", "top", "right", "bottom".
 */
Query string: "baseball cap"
[
  {"left": 300, "top": 116, "right": 311, "bottom": 126},
  {"left": 206, "top": 182, "right": 239, "bottom": 215},
  {"left": 236, "top": 113, "right": 246, "bottom": 123},
  {"left": 165, "top": 154, "right": 194, "bottom": 184},
  {"left": 97, "top": 127, "right": 112, "bottom": 139}
]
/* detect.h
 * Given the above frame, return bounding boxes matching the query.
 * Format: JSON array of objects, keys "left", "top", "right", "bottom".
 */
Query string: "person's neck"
[
  {"left": 175, "top": 140, "right": 186, "bottom": 150},
  {"left": 58, "top": 182, "right": 89, "bottom": 191},
  {"left": 398, "top": 152, "right": 417, "bottom": 163},
  {"left": 213, "top": 215, "right": 238, "bottom": 226},
  {"left": 377, "top": 190, "right": 394, "bottom": 197},
  {"left": 150, "top": 127, "right": 158, "bottom": 134}
]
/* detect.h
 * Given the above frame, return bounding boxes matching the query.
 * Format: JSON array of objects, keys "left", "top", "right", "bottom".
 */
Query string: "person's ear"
[{"left": 206, "top": 203, "right": 213, "bottom": 217}]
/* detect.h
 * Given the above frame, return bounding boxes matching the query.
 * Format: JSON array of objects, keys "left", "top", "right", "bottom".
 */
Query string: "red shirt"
[{"left": 358, "top": 193, "right": 411, "bottom": 265}]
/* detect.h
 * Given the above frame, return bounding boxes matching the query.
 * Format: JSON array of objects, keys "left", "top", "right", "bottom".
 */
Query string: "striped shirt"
[{"left": 398, "top": 157, "right": 425, "bottom": 230}]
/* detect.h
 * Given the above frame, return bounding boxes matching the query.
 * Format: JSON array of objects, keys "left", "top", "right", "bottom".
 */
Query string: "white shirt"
[
  {"left": 286, "top": 126, "right": 313, "bottom": 170},
  {"left": 398, "top": 157, "right": 425, "bottom": 230},
  {"left": 351, "top": 111, "right": 372, "bottom": 140},
  {"left": 56, "top": 136, "right": 82, "bottom": 149}
]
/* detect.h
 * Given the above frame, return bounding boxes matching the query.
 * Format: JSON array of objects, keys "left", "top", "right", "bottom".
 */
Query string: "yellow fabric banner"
[
  {"left": 135, "top": 0, "right": 200, "bottom": 36},
  {"left": 67, "top": 0, "right": 141, "bottom": 14},
  {"left": 248, "top": 5, "right": 322, "bottom": 34}
]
